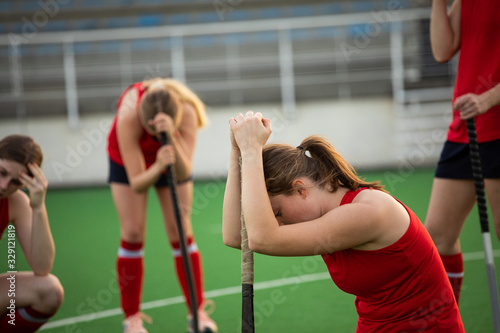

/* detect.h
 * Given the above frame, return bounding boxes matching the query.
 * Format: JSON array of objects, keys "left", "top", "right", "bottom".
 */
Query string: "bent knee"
[
  {"left": 425, "top": 225, "right": 460, "bottom": 254},
  {"left": 120, "top": 229, "right": 145, "bottom": 243},
  {"left": 37, "top": 274, "right": 64, "bottom": 313}
]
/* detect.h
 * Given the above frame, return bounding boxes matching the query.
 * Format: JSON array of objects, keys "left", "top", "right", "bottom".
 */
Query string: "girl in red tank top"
[
  {"left": 223, "top": 111, "right": 464, "bottom": 332},
  {"left": 0, "top": 134, "right": 64, "bottom": 332},
  {"left": 106, "top": 78, "right": 217, "bottom": 333},
  {"left": 324, "top": 188, "right": 462, "bottom": 332}
]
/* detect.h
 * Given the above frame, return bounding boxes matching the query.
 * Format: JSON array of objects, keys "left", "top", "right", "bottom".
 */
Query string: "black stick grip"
[
  {"left": 160, "top": 132, "right": 168, "bottom": 146},
  {"left": 466, "top": 119, "right": 489, "bottom": 233},
  {"left": 160, "top": 131, "right": 199, "bottom": 333},
  {"left": 240, "top": 156, "right": 255, "bottom": 333},
  {"left": 242, "top": 284, "right": 255, "bottom": 333}
]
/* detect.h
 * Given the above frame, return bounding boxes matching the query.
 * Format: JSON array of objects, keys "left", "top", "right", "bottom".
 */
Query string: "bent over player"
[
  {"left": 223, "top": 111, "right": 465, "bottom": 332},
  {"left": 107, "top": 78, "right": 217, "bottom": 333}
]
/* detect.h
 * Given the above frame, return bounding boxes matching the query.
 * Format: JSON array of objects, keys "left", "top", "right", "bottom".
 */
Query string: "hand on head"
[
  {"left": 18, "top": 163, "right": 47, "bottom": 209},
  {"left": 229, "top": 111, "right": 272, "bottom": 152}
]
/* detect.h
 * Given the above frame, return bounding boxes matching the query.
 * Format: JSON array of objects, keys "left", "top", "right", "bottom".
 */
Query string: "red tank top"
[
  {"left": 0, "top": 197, "right": 10, "bottom": 239},
  {"left": 322, "top": 188, "right": 464, "bottom": 332},
  {"left": 107, "top": 82, "right": 162, "bottom": 167},
  {"left": 449, "top": 0, "right": 500, "bottom": 143}
]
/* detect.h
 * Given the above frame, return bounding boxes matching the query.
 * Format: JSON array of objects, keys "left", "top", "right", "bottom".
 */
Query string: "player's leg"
[
  {"left": 156, "top": 181, "right": 194, "bottom": 243},
  {"left": 156, "top": 182, "right": 200, "bottom": 309},
  {"left": 0, "top": 272, "right": 64, "bottom": 332},
  {"left": 425, "top": 178, "right": 476, "bottom": 254},
  {"left": 485, "top": 179, "right": 500, "bottom": 241},
  {"left": 425, "top": 178, "right": 476, "bottom": 304},
  {"left": 111, "top": 183, "right": 150, "bottom": 332},
  {"left": 156, "top": 181, "right": 217, "bottom": 332}
]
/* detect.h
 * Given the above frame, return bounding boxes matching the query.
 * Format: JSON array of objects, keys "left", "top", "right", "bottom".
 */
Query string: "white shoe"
[
  {"left": 123, "top": 312, "right": 152, "bottom": 333},
  {"left": 187, "top": 300, "right": 218, "bottom": 333}
]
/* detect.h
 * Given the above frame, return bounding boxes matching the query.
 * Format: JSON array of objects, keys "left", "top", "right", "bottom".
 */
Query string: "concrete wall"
[{"left": 0, "top": 97, "right": 429, "bottom": 188}]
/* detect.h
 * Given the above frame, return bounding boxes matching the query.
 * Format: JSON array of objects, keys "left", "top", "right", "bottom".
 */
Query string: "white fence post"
[{"left": 63, "top": 38, "right": 80, "bottom": 130}]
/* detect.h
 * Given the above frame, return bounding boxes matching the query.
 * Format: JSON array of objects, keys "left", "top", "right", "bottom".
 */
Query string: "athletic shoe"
[
  {"left": 187, "top": 300, "right": 218, "bottom": 333},
  {"left": 123, "top": 312, "right": 152, "bottom": 333}
]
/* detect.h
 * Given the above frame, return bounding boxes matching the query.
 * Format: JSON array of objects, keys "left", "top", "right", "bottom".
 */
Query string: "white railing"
[{"left": 0, "top": 7, "right": 438, "bottom": 129}]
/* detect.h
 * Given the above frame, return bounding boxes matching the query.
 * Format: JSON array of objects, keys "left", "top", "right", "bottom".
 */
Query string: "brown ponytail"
[{"left": 262, "top": 135, "right": 385, "bottom": 195}]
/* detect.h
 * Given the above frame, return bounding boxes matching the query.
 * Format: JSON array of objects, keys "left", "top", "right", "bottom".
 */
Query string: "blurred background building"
[{"left": 0, "top": 0, "right": 457, "bottom": 187}]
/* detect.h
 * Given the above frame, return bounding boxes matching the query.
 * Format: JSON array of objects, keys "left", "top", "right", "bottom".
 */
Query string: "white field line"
[{"left": 41, "top": 249, "right": 500, "bottom": 330}]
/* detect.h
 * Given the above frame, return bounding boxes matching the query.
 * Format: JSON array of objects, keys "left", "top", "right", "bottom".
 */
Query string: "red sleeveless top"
[
  {"left": 322, "top": 188, "right": 464, "bottom": 332},
  {"left": 0, "top": 197, "right": 10, "bottom": 239},
  {"left": 448, "top": 0, "right": 500, "bottom": 143},
  {"left": 107, "top": 82, "right": 162, "bottom": 167}
]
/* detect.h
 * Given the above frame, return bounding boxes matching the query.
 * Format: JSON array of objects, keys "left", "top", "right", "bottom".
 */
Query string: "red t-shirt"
[
  {"left": 0, "top": 197, "right": 10, "bottom": 239},
  {"left": 322, "top": 188, "right": 464, "bottom": 332},
  {"left": 448, "top": 0, "right": 500, "bottom": 143},
  {"left": 107, "top": 82, "right": 162, "bottom": 167}
]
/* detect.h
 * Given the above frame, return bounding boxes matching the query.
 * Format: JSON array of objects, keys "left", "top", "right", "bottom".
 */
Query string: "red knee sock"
[
  {"left": 0, "top": 306, "right": 52, "bottom": 332},
  {"left": 117, "top": 240, "right": 144, "bottom": 318},
  {"left": 440, "top": 253, "right": 464, "bottom": 304},
  {"left": 171, "top": 237, "right": 204, "bottom": 313}
]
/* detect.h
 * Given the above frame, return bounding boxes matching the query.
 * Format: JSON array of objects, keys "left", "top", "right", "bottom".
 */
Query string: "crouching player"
[{"left": 0, "top": 135, "right": 64, "bottom": 332}]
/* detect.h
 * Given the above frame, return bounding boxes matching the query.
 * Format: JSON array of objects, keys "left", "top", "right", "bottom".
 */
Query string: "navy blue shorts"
[
  {"left": 435, "top": 139, "right": 500, "bottom": 179},
  {"left": 108, "top": 158, "right": 192, "bottom": 187}
]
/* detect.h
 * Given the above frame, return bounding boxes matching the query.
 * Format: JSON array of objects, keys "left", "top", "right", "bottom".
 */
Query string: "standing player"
[
  {"left": 426, "top": 0, "right": 500, "bottom": 304},
  {"left": 223, "top": 111, "right": 465, "bottom": 332},
  {"left": 107, "top": 78, "right": 217, "bottom": 333},
  {"left": 0, "top": 134, "right": 64, "bottom": 332}
]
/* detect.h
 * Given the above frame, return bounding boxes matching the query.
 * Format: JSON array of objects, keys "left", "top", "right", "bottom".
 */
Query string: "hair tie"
[{"left": 297, "top": 145, "right": 312, "bottom": 158}]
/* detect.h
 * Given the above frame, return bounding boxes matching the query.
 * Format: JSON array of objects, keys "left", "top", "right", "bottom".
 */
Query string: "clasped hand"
[{"left": 229, "top": 111, "right": 272, "bottom": 153}]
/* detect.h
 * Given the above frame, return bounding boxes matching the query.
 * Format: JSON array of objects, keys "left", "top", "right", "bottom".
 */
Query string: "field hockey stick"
[
  {"left": 466, "top": 118, "right": 500, "bottom": 333},
  {"left": 239, "top": 157, "right": 255, "bottom": 333},
  {"left": 160, "top": 132, "right": 199, "bottom": 333}
]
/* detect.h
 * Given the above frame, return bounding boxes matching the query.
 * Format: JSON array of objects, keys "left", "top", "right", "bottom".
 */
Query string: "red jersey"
[
  {"left": 0, "top": 197, "right": 9, "bottom": 239},
  {"left": 322, "top": 189, "right": 464, "bottom": 332},
  {"left": 449, "top": 0, "right": 500, "bottom": 143},
  {"left": 107, "top": 82, "right": 162, "bottom": 167}
]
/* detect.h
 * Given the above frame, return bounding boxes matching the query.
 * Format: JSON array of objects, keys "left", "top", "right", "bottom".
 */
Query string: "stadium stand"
[{"left": 0, "top": 0, "right": 452, "bottom": 123}]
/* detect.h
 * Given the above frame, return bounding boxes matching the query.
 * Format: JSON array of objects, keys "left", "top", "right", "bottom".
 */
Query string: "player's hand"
[
  {"left": 149, "top": 112, "right": 175, "bottom": 136},
  {"left": 229, "top": 111, "right": 272, "bottom": 153},
  {"left": 229, "top": 127, "right": 240, "bottom": 155},
  {"left": 156, "top": 144, "right": 176, "bottom": 170},
  {"left": 19, "top": 163, "right": 47, "bottom": 209},
  {"left": 454, "top": 93, "right": 489, "bottom": 120},
  {"left": 156, "top": 144, "right": 176, "bottom": 169}
]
